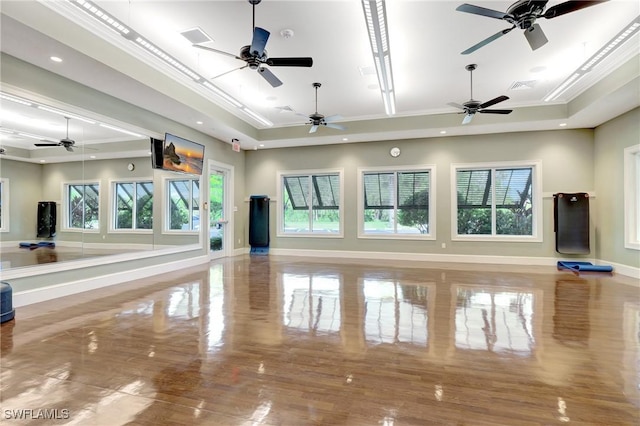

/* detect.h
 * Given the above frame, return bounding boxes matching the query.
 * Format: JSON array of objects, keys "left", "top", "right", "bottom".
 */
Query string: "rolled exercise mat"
[{"left": 557, "top": 261, "right": 613, "bottom": 272}]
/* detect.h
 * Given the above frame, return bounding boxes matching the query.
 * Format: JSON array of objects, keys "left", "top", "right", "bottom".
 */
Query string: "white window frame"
[
  {"left": 357, "top": 165, "right": 436, "bottom": 240},
  {"left": 451, "top": 160, "right": 543, "bottom": 242},
  {"left": 0, "top": 178, "right": 9, "bottom": 232},
  {"left": 624, "top": 144, "right": 640, "bottom": 250},
  {"left": 62, "top": 180, "right": 101, "bottom": 233},
  {"left": 109, "top": 178, "right": 154, "bottom": 234},
  {"left": 276, "top": 168, "right": 344, "bottom": 238},
  {"left": 163, "top": 176, "right": 201, "bottom": 235}
]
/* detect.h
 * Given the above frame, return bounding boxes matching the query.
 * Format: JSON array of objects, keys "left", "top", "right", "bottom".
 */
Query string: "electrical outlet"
[{"left": 441, "top": 243, "right": 446, "bottom": 249}]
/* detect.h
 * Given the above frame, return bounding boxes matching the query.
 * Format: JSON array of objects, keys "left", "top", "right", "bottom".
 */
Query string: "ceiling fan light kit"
[
  {"left": 456, "top": 0, "right": 608, "bottom": 54},
  {"left": 193, "top": 0, "right": 313, "bottom": 89},
  {"left": 298, "top": 83, "right": 347, "bottom": 134},
  {"left": 34, "top": 116, "right": 76, "bottom": 152},
  {"left": 447, "top": 64, "right": 513, "bottom": 125}
]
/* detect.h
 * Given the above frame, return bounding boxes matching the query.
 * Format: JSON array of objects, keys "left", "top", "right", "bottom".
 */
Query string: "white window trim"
[
  {"left": 451, "top": 160, "right": 543, "bottom": 242},
  {"left": 0, "top": 178, "right": 9, "bottom": 232},
  {"left": 624, "top": 144, "right": 640, "bottom": 250},
  {"left": 357, "top": 164, "right": 436, "bottom": 240},
  {"left": 62, "top": 180, "right": 101, "bottom": 233},
  {"left": 163, "top": 175, "right": 201, "bottom": 235},
  {"left": 108, "top": 177, "right": 154, "bottom": 234},
  {"left": 276, "top": 168, "right": 344, "bottom": 238}
]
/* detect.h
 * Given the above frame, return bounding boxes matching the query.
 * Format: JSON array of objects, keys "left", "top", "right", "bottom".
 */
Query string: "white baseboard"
[
  {"left": 12, "top": 255, "right": 209, "bottom": 308},
  {"left": 268, "top": 248, "right": 639, "bottom": 281}
]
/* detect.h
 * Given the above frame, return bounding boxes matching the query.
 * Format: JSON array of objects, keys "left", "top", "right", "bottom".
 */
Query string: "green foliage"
[
  {"left": 457, "top": 208, "right": 492, "bottom": 234},
  {"left": 397, "top": 189, "right": 429, "bottom": 233},
  {"left": 170, "top": 200, "right": 189, "bottom": 229},
  {"left": 210, "top": 236, "right": 222, "bottom": 250}
]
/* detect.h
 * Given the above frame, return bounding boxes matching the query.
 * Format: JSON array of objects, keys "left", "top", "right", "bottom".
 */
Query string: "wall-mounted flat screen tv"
[
  {"left": 150, "top": 137, "right": 164, "bottom": 169},
  {"left": 162, "top": 133, "right": 205, "bottom": 175}
]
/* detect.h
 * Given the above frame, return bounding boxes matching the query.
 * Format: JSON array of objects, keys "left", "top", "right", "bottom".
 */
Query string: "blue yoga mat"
[
  {"left": 19, "top": 241, "right": 56, "bottom": 249},
  {"left": 557, "top": 261, "right": 613, "bottom": 272}
]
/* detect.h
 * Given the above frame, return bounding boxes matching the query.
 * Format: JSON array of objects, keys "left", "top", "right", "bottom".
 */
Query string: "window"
[
  {"left": 65, "top": 183, "right": 100, "bottom": 230},
  {"left": 166, "top": 178, "right": 200, "bottom": 232},
  {"left": 277, "top": 169, "right": 343, "bottom": 236},
  {"left": 452, "top": 161, "right": 542, "bottom": 241},
  {"left": 0, "top": 178, "right": 8, "bottom": 232},
  {"left": 624, "top": 144, "right": 640, "bottom": 250},
  {"left": 359, "top": 166, "right": 435, "bottom": 238},
  {"left": 112, "top": 180, "right": 153, "bottom": 230}
]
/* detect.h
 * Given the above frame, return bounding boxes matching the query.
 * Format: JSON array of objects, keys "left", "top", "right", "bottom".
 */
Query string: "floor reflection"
[
  {"left": 1, "top": 256, "right": 638, "bottom": 424},
  {"left": 453, "top": 286, "right": 536, "bottom": 355}
]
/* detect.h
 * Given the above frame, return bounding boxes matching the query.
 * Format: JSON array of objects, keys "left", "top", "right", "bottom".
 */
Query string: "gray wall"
[
  {"left": 594, "top": 107, "right": 640, "bottom": 268},
  {"left": 245, "top": 129, "right": 596, "bottom": 259},
  {"left": 1, "top": 160, "right": 42, "bottom": 241}
]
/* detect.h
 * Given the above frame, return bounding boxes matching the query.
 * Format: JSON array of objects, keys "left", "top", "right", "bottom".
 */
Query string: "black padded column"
[
  {"left": 554, "top": 192, "right": 589, "bottom": 254},
  {"left": 36, "top": 201, "right": 56, "bottom": 238},
  {"left": 249, "top": 195, "right": 270, "bottom": 248}
]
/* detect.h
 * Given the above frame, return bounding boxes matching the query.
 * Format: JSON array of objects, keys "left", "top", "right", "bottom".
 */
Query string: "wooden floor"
[{"left": 1, "top": 255, "right": 639, "bottom": 425}]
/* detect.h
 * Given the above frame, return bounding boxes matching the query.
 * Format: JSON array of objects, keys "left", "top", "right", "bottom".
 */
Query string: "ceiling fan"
[
  {"left": 447, "top": 64, "right": 513, "bottom": 125},
  {"left": 193, "top": 0, "right": 313, "bottom": 88},
  {"left": 297, "top": 83, "right": 347, "bottom": 134},
  {"left": 35, "top": 117, "right": 76, "bottom": 151},
  {"left": 456, "top": 0, "right": 608, "bottom": 54}
]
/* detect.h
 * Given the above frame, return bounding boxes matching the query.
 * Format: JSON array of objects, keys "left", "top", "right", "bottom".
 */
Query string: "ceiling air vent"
[{"left": 509, "top": 80, "right": 537, "bottom": 91}]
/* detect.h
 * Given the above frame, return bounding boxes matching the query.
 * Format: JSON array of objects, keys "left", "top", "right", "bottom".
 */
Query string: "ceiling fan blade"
[
  {"left": 211, "top": 64, "right": 248, "bottom": 80},
  {"left": 479, "top": 109, "right": 513, "bottom": 114},
  {"left": 462, "top": 113, "right": 474, "bottom": 125},
  {"left": 456, "top": 3, "right": 510, "bottom": 20},
  {"left": 34, "top": 143, "right": 59, "bottom": 147},
  {"left": 250, "top": 27, "right": 270, "bottom": 57},
  {"left": 309, "top": 124, "right": 319, "bottom": 134},
  {"left": 323, "top": 114, "right": 343, "bottom": 123},
  {"left": 325, "top": 123, "right": 347, "bottom": 131},
  {"left": 461, "top": 26, "right": 515, "bottom": 55},
  {"left": 479, "top": 95, "right": 509, "bottom": 109},
  {"left": 266, "top": 57, "right": 313, "bottom": 67},
  {"left": 447, "top": 102, "right": 466, "bottom": 110},
  {"left": 544, "top": 0, "right": 607, "bottom": 19},
  {"left": 257, "top": 67, "right": 283, "bottom": 87},
  {"left": 192, "top": 44, "right": 241, "bottom": 60},
  {"left": 523, "top": 23, "right": 548, "bottom": 50}
]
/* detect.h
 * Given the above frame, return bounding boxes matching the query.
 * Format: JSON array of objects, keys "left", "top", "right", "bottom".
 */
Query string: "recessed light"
[
  {"left": 39, "top": 159, "right": 46, "bottom": 163},
  {"left": 50, "top": 56, "right": 62, "bottom": 63},
  {"left": 90, "top": 155, "right": 96, "bottom": 159},
  {"left": 342, "top": 138, "right": 349, "bottom": 141},
  {"left": 440, "top": 130, "right": 447, "bottom": 134},
  {"left": 196, "top": 121, "right": 203, "bottom": 125},
  {"left": 559, "top": 123, "right": 567, "bottom": 127},
  {"left": 259, "top": 144, "right": 264, "bottom": 147}
]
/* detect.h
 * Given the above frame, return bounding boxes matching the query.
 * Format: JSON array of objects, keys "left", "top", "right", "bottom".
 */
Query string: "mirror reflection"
[{"left": 0, "top": 91, "right": 200, "bottom": 272}]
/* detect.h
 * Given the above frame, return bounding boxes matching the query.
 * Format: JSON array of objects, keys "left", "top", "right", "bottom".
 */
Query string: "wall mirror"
[{"left": 0, "top": 90, "right": 201, "bottom": 276}]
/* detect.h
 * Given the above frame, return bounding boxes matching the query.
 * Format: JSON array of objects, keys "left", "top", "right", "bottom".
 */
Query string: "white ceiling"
[{"left": 1, "top": 0, "right": 639, "bottom": 156}]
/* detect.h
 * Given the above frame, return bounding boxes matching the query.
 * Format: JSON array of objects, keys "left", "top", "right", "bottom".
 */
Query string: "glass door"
[{"left": 208, "top": 161, "right": 233, "bottom": 260}]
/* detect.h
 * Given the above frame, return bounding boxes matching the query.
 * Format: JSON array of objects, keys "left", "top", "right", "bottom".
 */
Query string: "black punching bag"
[
  {"left": 249, "top": 195, "right": 270, "bottom": 248},
  {"left": 37, "top": 201, "right": 56, "bottom": 238},
  {"left": 554, "top": 193, "right": 589, "bottom": 254}
]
